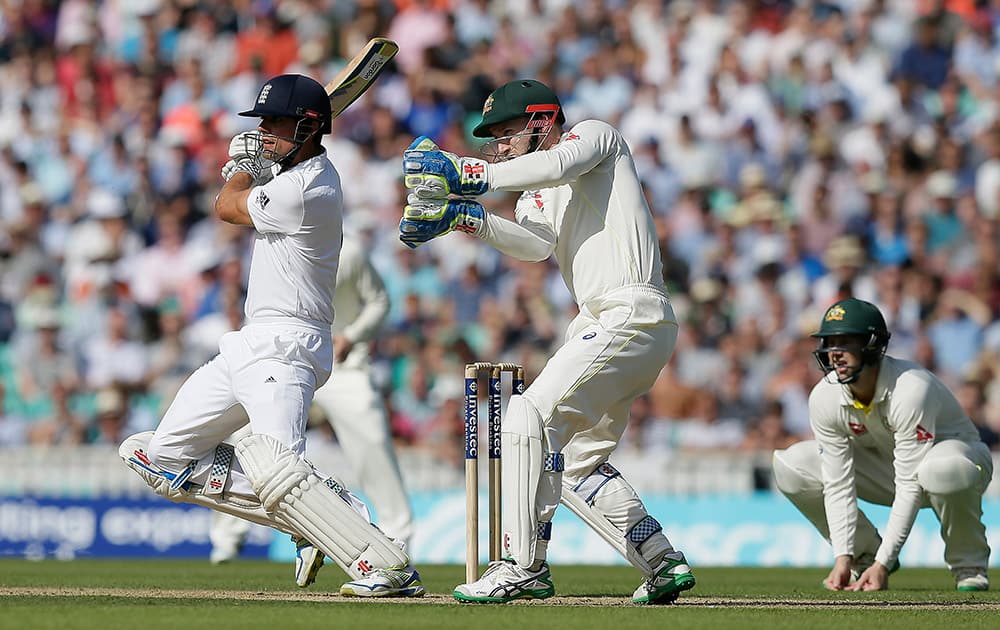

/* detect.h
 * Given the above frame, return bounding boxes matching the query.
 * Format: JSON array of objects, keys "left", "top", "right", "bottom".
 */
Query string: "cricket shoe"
[
  {"left": 453, "top": 559, "right": 555, "bottom": 603},
  {"left": 293, "top": 537, "right": 325, "bottom": 588},
  {"left": 632, "top": 551, "right": 696, "bottom": 605},
  {"left": 955, "top": 568, "right": 989, "bottom": 591},
  {"left": 340, "top": 564, "right": 426, "bottom": 597}
]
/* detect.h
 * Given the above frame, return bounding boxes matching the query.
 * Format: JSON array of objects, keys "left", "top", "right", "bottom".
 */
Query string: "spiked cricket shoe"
[
  {"left": 293, "top": 537, "right": 325, "bottom": 588},
  {"left": 955, "top": 568, "right": 989, "bottom": 591},
  {"left": 632, "top": 551, "right": 696, "bottom": 605},
  {"left": 340, "top": 564, "right": 426, "bottom": 597},
  {"left": 453, "top": 559, "right": 555, "bottom": 603}
]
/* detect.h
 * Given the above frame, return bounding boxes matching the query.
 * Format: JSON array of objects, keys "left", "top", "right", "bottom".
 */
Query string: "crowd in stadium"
[{"left": 1, "top": 0, "right": 1000, "bottom": 461}]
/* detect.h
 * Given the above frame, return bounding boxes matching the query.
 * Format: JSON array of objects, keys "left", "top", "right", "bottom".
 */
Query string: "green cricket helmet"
[
  {"left": 473, "top": 79, "right": 565, "bottom": 160},
  {"left": 811, "top": 298, "right": 891, "bottom": 384}
]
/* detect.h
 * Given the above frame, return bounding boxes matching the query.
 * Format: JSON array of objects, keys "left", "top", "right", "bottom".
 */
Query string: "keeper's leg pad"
[
  {"left": 235, "top": 433, "right": 407, "bottom": 579},
  {"left": 501, "top": 396, "right": 563, "bottom": 567},
  {"left": 118, "top": 431, "right": 296, "bottom": 535},
  {"left": 560, "top": 462, "right": 671, "bottom": 575}
]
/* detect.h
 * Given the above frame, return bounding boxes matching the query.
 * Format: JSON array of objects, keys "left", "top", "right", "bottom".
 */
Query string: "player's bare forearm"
[{"left": 215, "top": 172, "right": 255, "bottom": 226}]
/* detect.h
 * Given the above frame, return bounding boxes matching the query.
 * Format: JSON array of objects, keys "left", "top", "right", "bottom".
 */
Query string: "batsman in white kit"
[
  {"left": 208, "top": 237, "right": 415, "bottom": 568},
  {"left": 118, "top": 73, "right": 423, "bottom": 597},
  {"left": 400, "top": 79, "right": 695, "bottom": 604},
  {"left": 773, "top": 298, "right": 992, "bottom": 592}
]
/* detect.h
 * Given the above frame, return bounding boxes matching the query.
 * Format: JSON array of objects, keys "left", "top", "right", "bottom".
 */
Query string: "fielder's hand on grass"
[
  {"left": 847, "top": 562, "right": 889, "bottom": 591},
  {"left": 402, "top": 136, "right": 489, "bottom": 198},
  {"left": 398, "top": 194, "right": 485, "bottom": 248},
  {"left": 823, "top": 556, "right": 853, "bottom": 591}
]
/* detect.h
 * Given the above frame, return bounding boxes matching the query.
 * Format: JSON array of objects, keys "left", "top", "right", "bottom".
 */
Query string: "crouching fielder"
[
  {"left": 119, "top": 73, "right": 422, "bottom": 598},
  {"left": 400, "top": 79, "right": 694, "bottom": 604},
  {"left": 773, "top": 298, "right": 992, "bottom": 592}
]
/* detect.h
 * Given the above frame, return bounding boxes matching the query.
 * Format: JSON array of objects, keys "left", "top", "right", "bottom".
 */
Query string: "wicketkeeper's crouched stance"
[
  {"left": 399, "top": 79, "right": 695, "bottom": 604},
  {"left": 120, "top": 73, "right": 422, "bottom": 597}
]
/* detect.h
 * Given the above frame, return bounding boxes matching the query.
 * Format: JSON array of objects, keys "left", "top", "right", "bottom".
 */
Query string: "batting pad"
[
  {"left": 561, "top": 463, "right": 671, "bottom": 575},
  {"left": 118, "top": 431, "right": 296, "bottom": 535},
  {"left": 501, "top": 395, "right": 548, "bottom": 566},
  {"left": 235, "top": 433, "right": 407, "bottom": 579}
]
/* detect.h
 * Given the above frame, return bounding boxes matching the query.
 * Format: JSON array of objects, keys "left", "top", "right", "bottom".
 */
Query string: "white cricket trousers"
[
  {"left": 312, "top": 366, "right": 414, "bottom": 543},
  {"left": 525, "top": 284, "right": 678, "bottom": 478},
  {"left": 147, "top": 321, "right": 332, "bottom": 499},
  {"left": 773, "top": 438, "right": 993, "bottom": 570}
]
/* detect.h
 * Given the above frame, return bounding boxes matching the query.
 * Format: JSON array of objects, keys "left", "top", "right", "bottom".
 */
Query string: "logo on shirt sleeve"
[
  {"left": 915, "top": 425, "right": 934, "bottom": 442},
  {"left": 257, "top": 190, "right": 270, "bottom": 208}
]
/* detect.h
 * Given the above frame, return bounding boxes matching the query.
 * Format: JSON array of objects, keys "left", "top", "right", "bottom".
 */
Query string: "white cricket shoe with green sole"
[
  {"left": 632, "top": 551, "right": 696, "bottom": 605},
  {"left": 453, "top": 559, "right": 555, "bottom": 603},
  {"left": 955, "top": 568, "right": 989, "bottom": 591}
]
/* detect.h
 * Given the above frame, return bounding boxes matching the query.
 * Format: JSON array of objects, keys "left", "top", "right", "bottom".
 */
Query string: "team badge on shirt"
[
  {"left": 915, "top": 425, "right": 934, "bottom": 442},
  {"left": 848, "top": 421, "right": 868, "bottom": 435}
]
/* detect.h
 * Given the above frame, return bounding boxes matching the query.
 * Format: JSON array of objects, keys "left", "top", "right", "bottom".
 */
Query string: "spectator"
[{"left": 1, "top": 0, "right": 1000, "bottom": 467}]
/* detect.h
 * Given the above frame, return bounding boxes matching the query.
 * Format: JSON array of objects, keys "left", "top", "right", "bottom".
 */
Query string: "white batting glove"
[
  {"left": 229, "top": 131, "right": 263, "bottom": 161},
  {"left": 221, "top": 159, "right": 276, "bottom": 185}
]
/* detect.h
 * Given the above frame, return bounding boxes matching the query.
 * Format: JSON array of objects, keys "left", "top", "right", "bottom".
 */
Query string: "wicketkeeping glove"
[
  {"left": 398, "top": 194, "right": 485, "bottom": 249},
  {"left": 402, "top": 136, "right": 489, "bottom": 198}
]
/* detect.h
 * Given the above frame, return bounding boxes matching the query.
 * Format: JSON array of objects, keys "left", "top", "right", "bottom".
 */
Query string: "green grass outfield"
[{"left": 1, "top": 560, "right": 997, "bottom": 630}]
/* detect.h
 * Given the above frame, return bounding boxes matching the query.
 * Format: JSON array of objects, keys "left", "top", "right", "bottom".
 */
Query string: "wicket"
[{"left": 463, "top": 362, "right": 525, "bottom": 584}]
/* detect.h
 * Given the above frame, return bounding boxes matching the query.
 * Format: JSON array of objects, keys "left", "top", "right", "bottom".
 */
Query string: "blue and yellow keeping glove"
[
  {"left": 398, "top": 194, "right": 485, "bottom": 249},
  {"left": 402, "top": 136, "right": 489, "bottom": 198}
]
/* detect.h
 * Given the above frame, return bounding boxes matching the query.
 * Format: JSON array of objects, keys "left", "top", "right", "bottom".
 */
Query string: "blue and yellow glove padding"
[
  {"left": 398, "top": 194, "right": 485, "bottom": 249},
  {"left": 402, "top": 136, "right": 489, "bottom": 198}
]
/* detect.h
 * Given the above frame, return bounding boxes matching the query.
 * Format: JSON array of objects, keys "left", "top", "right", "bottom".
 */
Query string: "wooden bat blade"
[{"left": 324, "top": 38, "right": 398, "bottom": 119}]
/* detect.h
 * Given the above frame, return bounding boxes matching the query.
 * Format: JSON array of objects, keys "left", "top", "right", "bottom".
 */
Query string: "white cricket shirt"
[
  {"left": 244, "top": 153, "right": 343, "bottom": 327},
  {"left": 481, "top": 119, "right": 667, "bottom": 309}
]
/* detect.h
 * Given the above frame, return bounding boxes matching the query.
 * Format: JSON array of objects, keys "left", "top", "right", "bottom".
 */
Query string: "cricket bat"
[{"left": 324, "top": 38, "right": 399, "bottom": 119}]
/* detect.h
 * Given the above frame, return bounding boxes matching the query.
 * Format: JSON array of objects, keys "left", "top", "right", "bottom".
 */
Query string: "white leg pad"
[
  {"left": 560, "top": 463, "right": 671, "bottom": 575},
  {"left": 118, "top": 431, "right": 296, "bottom": 535},
  {"left": 501, "top": 395, "right": 543, "bottom": 566},
  {"left": 235, "top": 433, "right": 407, "bottom": 579}
]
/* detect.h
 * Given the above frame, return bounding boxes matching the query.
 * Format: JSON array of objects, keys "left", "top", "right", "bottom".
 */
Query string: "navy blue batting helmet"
[{"left": 239, "top": 74, "right": 332, "bottom": 134}]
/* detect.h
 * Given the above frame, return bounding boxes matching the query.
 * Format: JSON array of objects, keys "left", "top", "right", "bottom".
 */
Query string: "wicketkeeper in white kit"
[
  {"left": 208, "top": 236, "right": 415, "bottom": 572},
  {"left": 773, "top": 298, "right": 992, "bottom": 591},
  {"left": 399, "top": 79, "right": 696, "bottom": 604},
  {"left": 118, "top": 73, "right": 424, "bottom": 597}
]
